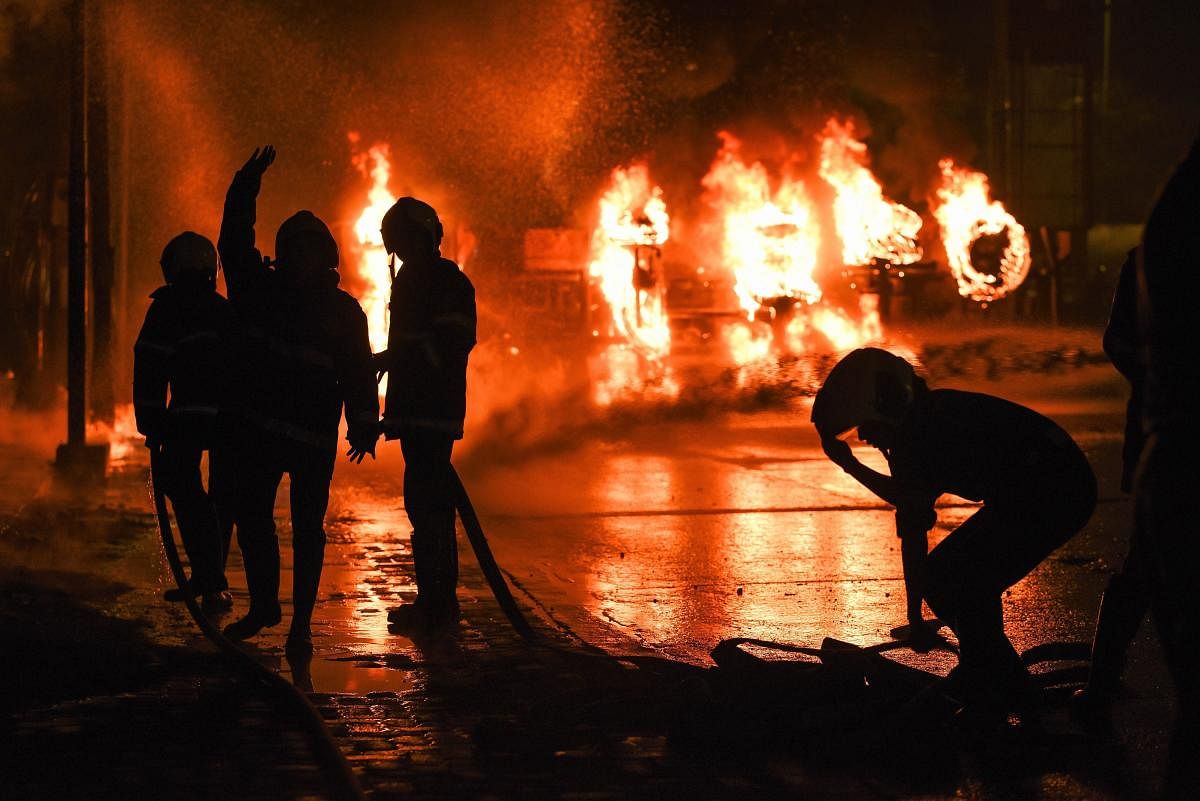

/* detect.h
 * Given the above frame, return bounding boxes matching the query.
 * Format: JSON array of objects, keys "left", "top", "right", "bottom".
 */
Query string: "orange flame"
[
  {"left": 349, "top": 137, "right": 398, "bottom": 357},
  {"left": 933, "top": 158, "right": 1031, "bottom": 302},
  {"left": 818, "top": 118, "right": 923, "bottom": 267},
  {"left": 702, "top": 133, "right": 822, "bottom": 319},
  {"left": 588, "top": 165, "right": 671, "bottom": 360}
]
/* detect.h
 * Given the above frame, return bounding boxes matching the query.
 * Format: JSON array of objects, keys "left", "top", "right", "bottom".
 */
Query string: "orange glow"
[
  {"left": 818, "top": 118, "right": 923, "bottom": 267},
  {"left": 349, "top": 135, "right": 397, "bottom": 364},
  {"left": 89, "top": 403, "right": 139, "bottom": 464},
  {"left": 588, "top": 165, "right": 671, "bottom": 360},
  {"left": 933, "top": 158, "right": 1031, "bottom": 302},
  {"left": 702, "top": 133, "right": 822, "bottom": 319}
]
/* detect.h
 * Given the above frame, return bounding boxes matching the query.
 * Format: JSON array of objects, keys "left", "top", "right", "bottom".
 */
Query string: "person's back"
[
  {"left": 891, "top": 388, "right": 1090, "bottom": 509},
  {"left": 373, "top": 196, "right": 477, "bottom": 633},
  {"left": 216, "top": 146, "right": 378, "bottom": 656},
  {"left": 1134, "top": 133, "right": 1200, "bottom": 800},
  {"left": 219, "top": 167, "right": 376, "bottom": 451},
  {"left": 385, "top": 255, "right": 476, "bottom": 439}
]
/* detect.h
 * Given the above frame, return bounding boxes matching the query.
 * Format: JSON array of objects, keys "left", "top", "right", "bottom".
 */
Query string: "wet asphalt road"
[{"left": 2, "top": 358, "right": 1181, "bottom": 799}]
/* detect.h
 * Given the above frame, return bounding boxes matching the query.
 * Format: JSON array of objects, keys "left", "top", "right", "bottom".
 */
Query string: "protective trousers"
[
  {"left": 234, "top": 434, "right": 334, "bottom": 632},
  {"left": 157, "top": 439, "right": 232, "bottom": 595},
  {"left": 1136, "top": 433, "right": 1200, "bottom": 800},
  {"left": 924, "top": 461, "right": 1096, "bottom": 710},
  {"left": 400, "top": 431, "right": 458, "bottom": 614}
]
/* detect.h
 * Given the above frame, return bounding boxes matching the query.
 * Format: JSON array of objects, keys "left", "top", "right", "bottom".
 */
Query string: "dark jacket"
[
  {"left": 1103, "top": 248, "right": 1145, "bottom": 492},
  {"left": 1139, "top": 135, "right": 1200, "bottom": 438},
  {"left": 133, "top": 282, "right": 230, "bottom": 447},
  {"left": 886, "top": 389, "right": 1095, "bottom": 533},
  {"left": 382, "top": 255, "right": 476, "bottom": 440},
  {"left": 217, "top": 169, "right": 378, "bottom": 453}
]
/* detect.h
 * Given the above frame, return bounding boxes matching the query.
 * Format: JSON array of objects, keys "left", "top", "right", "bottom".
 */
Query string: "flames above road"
[
  {"left": 934, "top": 158, "right": 1031, "bottom": 303},
  {"left": 702, "top": 132, "right": 822, "bottom": 319},
  {"left": 345, "top": 118, "right": 1031, "bottom": 406},
  {"left": 818, "top": 118, "right": 924, "bottom": 268}
]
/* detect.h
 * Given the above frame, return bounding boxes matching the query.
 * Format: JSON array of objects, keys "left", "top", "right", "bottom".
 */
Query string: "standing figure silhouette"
[{"left": 217, "top": 146, "right": 379, "bottom": 657}]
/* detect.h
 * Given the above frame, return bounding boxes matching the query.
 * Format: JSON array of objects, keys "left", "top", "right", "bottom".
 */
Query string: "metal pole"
[
  {"left": 88, "top": 0, "right": 115, "bottom": 423},
  {"left": 66, "top": 0, "right": 88, "bottom": 447}
]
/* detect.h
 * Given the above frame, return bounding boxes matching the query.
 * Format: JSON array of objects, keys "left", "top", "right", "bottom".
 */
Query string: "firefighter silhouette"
[
  {"left": 134, "top": 231, "right": 233, "bottom": 612},
  {"left": 813, "top": 348, "right": 1096, "bottom": 732},
  {"left": 217, "top": 146, "right": 379, "bottom": 657},
  {"left": 373, "top": 197, "right": 477, "bottom": 633},
  {"left": 1133, "top": 133, "right": 1200, "bottom": 800}
]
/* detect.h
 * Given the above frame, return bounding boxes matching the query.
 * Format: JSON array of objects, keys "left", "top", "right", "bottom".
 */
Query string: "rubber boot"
[
  {"left": 1071, "top": 582, "right": 1147, "bottom": 731},
  {"left": 388, "top": 529, "right": 440, "bottom": 631}
]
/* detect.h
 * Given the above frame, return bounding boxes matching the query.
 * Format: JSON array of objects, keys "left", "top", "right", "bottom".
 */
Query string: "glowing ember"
[
  {"left": 702, "top": 133, "right": 822, "bottom": 319},
  {"left": 933, "top": 158, "right": 1031, "bottom": 302},
  {"left": 588, "top": 165, "right": 672, "bottom": 360},
  {"left": 818, "top": 118, "right": 923, "bottom": 267}
]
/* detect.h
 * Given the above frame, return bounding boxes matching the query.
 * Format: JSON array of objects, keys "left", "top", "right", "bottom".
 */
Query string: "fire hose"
[
  {"left": 448, "top": 465, "right": 539, "bottom": 641},
  {"left": 149, "top": 450, "right": 366, "bottom": 801}
]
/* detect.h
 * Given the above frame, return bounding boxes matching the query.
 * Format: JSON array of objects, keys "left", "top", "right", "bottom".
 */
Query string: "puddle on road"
[{"left": 289, "top": 656, "right": 414, "bottom": 694}]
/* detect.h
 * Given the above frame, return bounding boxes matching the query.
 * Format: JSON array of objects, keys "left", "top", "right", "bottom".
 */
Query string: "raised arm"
[{"left": 217, "top": 146, "right": 275, "bottom": 300}]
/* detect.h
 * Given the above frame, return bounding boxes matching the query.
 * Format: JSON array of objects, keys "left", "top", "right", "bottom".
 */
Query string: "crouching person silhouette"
[
  {"left": 218, "top": 146, "right": 379, "bottom": 657},
  {"left": 372, "top": 198, "right": 477, "bottom": 633},
  {"left": 135, "top": 232, "right": 234, "bottom": 613},
  {"left": 813, "top": 348, "right": 1096, "bottom": 732}
]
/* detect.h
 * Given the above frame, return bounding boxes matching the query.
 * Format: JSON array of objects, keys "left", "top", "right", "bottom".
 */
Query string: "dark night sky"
[{"left": 2, "top": 0, "right": 1198, "bottom": 302}]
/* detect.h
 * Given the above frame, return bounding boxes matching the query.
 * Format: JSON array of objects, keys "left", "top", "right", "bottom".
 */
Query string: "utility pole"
[
  {"left": 88, "top": 0, "right": 115, "bottom": 423},
  {"left": 56, "top": 0, "right": 108, "bottom": 479}
]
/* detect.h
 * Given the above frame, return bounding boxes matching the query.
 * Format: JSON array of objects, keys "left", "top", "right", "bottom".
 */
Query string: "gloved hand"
[
  {"left": 237, "top": 145, "right": 276, "bottom": 191},
  {"left": 370, "top": 350, "right": 390, "bottom": 384},
  {"left": 346, "top": 423, "right": 379, "bottom": 464},
  {"left": 821, "top": 435, "right": 857, "bottom": 470}
]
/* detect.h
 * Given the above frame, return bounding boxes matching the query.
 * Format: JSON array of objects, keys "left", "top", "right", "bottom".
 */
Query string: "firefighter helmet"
[
  {"left": 811, "top": 347, "right": 917, "bottom": 439},
  {"left": 381, "top": 197, "right": 444, "bottom": 255},
  {"left": 160, "top": 231, "right": 217, "bottom": 284},
  {"left": 275, "top": 210, "right": 339, "bottom": 272}
]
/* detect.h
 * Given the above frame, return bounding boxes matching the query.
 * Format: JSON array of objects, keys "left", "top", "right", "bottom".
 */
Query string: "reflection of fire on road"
[{"left": 934, "top": 158, "right": 1031, "bottom": 303}]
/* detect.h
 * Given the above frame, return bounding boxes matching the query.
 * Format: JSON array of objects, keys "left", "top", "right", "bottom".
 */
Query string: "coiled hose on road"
[{"left": 149, "top": 451, "right": 367, "bottom": 801}]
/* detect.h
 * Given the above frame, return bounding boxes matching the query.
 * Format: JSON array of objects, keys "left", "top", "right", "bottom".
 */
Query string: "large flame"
[
  {"left": 349, "top": 135, "right": 398, "bottom": 360},
  {"left": 702, "top": 132, "right": 822, "bottom": 319},
  {"left": 818, "top": 118, "right": 923, "bottom": 267},
  {"left": 588, "top": 165, "right": 672, "bottom": 359},
  {"left": 933, "top": 158, "right": 1031, "bottom": 302}
]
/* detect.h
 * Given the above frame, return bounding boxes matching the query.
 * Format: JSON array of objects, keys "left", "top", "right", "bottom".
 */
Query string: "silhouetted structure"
[
  {"left": 375, "top": 197, "right": 477, "bottom": 632},
  {"left": 217, "top": 147, "right": 379, "bottom": 657},
  {"left": 1135, "top": 134, "right": 1200, "bottom": 800},
  {"left": 134, "top": 231, "right": 233, "bottom": 610},
  {"left": 813, "top": 348, "right": 1096, "bottom": 731}
]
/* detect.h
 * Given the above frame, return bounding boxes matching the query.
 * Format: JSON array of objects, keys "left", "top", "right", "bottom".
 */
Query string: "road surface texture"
[{"left": 0, "top": 330, "right": 1177, "bottom": 800}]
